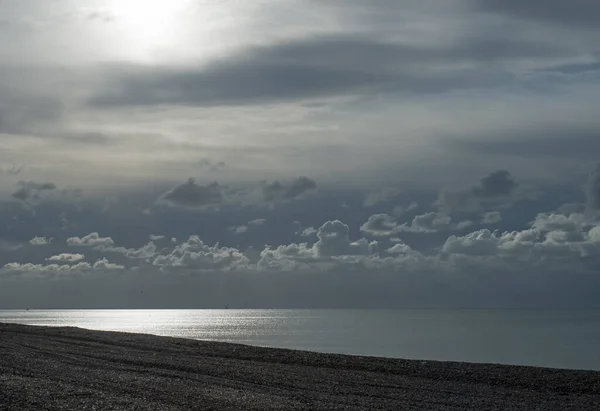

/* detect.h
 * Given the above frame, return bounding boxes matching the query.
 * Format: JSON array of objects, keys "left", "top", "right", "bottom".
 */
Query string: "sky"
[{"left": 1, "top": 0, "right": 600, "bottom": 308}]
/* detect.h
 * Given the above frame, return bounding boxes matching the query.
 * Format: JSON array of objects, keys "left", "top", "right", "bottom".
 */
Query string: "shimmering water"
[{"left": 1, "top": 309, "right": 599, "bottom": 371}]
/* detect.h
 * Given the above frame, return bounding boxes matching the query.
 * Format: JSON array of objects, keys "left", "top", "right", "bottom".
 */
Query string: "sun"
[{"left": 110, "top": 0, "right": 189, "bottom": 46}]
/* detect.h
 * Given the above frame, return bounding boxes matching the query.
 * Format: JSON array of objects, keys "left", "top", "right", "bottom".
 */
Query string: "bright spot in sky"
[{"left": 110, "top": 0, "right": 190, "bottom": 46}]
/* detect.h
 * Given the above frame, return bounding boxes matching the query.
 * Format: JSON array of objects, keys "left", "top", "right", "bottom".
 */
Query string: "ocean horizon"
[{"left": 2, "top": 308, "right": 599, "bottom": 372}]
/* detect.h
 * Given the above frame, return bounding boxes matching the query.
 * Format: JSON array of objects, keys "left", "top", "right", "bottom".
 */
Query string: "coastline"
[{"left": 1, "top": 323, "right": 599, "bottom": 410}]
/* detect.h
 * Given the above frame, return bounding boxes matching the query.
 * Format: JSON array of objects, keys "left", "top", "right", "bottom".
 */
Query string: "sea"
[{"left": 1, "top": 309, "right": 599, "bottom": 371}]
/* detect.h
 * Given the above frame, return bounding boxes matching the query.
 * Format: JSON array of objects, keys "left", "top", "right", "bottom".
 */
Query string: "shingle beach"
[{"left": 1, "top": 323, "right": 599, "bottom": 410}]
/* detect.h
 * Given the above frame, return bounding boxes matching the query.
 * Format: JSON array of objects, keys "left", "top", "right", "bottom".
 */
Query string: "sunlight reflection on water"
[{"left": 2, "top": 309, "right": 600, "bottom": 371}]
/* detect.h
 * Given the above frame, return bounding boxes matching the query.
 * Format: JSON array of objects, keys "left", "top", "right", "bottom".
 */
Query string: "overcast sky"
[{"left": 1, "top": 0, "right": 600, "bottom": 308}]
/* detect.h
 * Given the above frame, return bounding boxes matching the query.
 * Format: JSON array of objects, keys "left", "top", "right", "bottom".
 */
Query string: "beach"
[{"left": 1, "top": 323, "right": 599, "bottom": 410}]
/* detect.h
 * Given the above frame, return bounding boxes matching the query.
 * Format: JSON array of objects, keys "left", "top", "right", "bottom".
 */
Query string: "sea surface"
[{"left": 1, "top": 309, "right": 599, "bottom": 371}]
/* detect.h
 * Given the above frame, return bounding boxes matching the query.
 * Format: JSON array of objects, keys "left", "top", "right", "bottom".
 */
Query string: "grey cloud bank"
[{"left": 1, "top": 0, "right": 600, "bottom": 308}]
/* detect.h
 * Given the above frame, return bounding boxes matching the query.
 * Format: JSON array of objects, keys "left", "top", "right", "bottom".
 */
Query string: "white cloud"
[
  {"left": 360, "top": 214, "right": 400, "bottom": 236},
  {"left": 153, "top": 236, "right": 250, "bottom": 271},
  {"left": 104, "top": 242, "right": 158, "bottom": 259},
  {"left": 248, "top": 218, "right": 267, "bottom": 226},
  {"left": 47, "top": 253, "right": 85, "bottom": 263},
  {"left": 67, "top": 233, "right": 115, "bottom": 248},
  {"left": 315, "top": 220, "right": 375, "bottom": 257},
  {"left": 386, "top": 242, "right": 412, "bottom": 255},
  {"left": 29, "top": 236, "right": 51, "bottom": 246},
  {"left": 149, "top": 234, "right": 165, "bottom": 241},
  {"left": 443, "top": 213, "right": 600, "bottom": 262},
  {"left": 398, "top": 212, "right": 452, "bottom": 233},
  {"left": 0, "top": 259, "right": 124, "bottom": 278},
  {"left": 300, "top": 227, "right": 318, "bottom": 237},
  {"left": 260, "top": 220, "right": 381, "bottom": 271}
]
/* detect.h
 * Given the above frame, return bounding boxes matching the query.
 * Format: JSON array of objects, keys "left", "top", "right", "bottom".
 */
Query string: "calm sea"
[{"left": 1, "top": 309, "right": 599, "bottom": 371}]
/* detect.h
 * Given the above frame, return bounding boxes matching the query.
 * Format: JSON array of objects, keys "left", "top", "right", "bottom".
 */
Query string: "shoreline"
[{"left": 1, "top": 323, "right": 599, "bottom": 410}]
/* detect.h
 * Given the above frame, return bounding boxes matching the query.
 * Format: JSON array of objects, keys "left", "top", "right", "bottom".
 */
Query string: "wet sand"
[{"left": 1, "top": 323, "right": 599, "bottom": 410}]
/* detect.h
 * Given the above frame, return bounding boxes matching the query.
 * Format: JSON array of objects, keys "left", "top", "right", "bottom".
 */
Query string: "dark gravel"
[{"left": 1, "top": 323, "right": 599, "bottom": 410}]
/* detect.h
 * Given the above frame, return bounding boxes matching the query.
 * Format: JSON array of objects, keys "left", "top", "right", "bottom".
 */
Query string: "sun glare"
[{"left": 110, "top": 0, "right": 189, "bottom": 46}]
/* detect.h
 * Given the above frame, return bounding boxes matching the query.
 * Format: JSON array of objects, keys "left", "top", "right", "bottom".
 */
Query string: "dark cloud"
[
  {"left": 261, "top": 177, "right": 317, "bottom": 202},
  {"left": 197, "top": 159, "right": 226, "bottom": 171},
  {"left": 586, "top": 164, "right": 600, "bottom": 210},
  {"left": 160, "top": 178, "right": 225, "bottom": 209},
  {"left": 475, "top": 170, "right": 518, "bottom": 198},
  {"left": 12, "top": 181, "right": 57, "bottom": 202},
  {"left": 476, "top": 0, "right": 600, "bottom": 27},
  {"left": 438, "top": 170, "right": 519, "bottom": 211},
  {"left": 88, "top": 34, "right": 575, "bottom": 107}
]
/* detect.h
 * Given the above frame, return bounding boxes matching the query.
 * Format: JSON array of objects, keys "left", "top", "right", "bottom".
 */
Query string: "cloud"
[
  {"left": 12, "top": 181, "right": 57, "bottom": 203},
  {"left": 386, "top": 242, "right": 413, "bottom": 255},
  {"left": 360, "top": 214, "right": 400, "bottom": 236},
  {"left": 315, "top": 220, "right": 375, "bottom": 257},
  {"left": 0, "top": 163, "right": 24, "bottom": 175},
  {"left": 0, "top": 259, "right": 124, "bottom": 278},
  {"left": 481, "top": 211, "right": 502, "bottom": 224},
  {"left": 443, "top": 212, "right": 600, "bottom": 263},
  {"left": 89, "top": 31, "right": 577, "bottom": 107},
  {"left": 262, "top": 220, "right": 376, "bottom": 262},
  {"left": 300, "top": 227, "right": 318, "bottom": 237},
  {"left": 437, "top": 170, "right": 519, "bottom": 211},
  {"left": 260, "top": 220, "right": 409, "bottom": 271},
  {"left": 149, "top": 234, "right": 165, "bottom": 241},
  {"left": 159, "top": 178, "right": 225, "bottom": 209},
  {"left": 29, "top": 236, "right": 51, "bottom": 246},
  {"left": 103, "top": 242, "right": 158, "bottom": 260},
  {"left": 66, "top": 233, "right": 115, "bottom": 248},
  {"left": 364, "top": 187, "right": 401, "bottom": 207},
  {"left": 47, "top": 253, "right": 85, "bottom": 263},
  {"left": 260, "top": 176, "right": 317, "bottom": 202},
  {"left": 197, "top": 159, "right": 226, "bottom": 171},
  {"left": 362, "top": 211, "right": 458, "bottom": 236},
  {"left": 231, "top": 218, "right": 267, "bottom": 234},
  {"left": 399, "top": 212, "right": 453, "bottom": 233},
  {"left": 153, "top": 236, "right": 250, "bottom": 271},
  {"left": 231, "top": 225, "right": 248, "bottom": 234}
]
